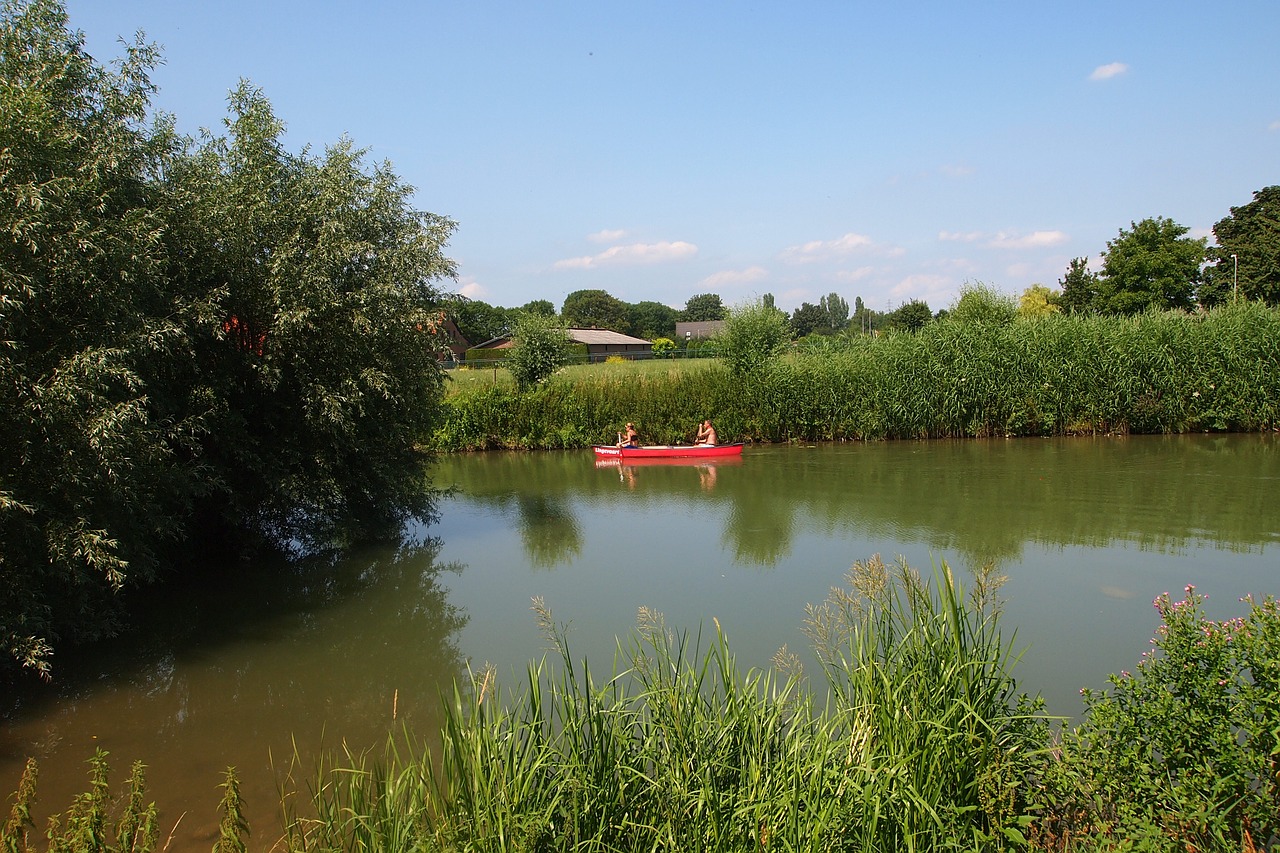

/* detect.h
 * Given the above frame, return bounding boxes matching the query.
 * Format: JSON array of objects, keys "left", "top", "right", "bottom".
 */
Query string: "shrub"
[
  {"left": 716, "top": 298, "right": 791, "bottom": 375},
  {"left": 1035, "top": 586, "right": 1280, "bottom": 850},
  {"left": 505, "top": 313, "right": 570, "bottom": 392}
]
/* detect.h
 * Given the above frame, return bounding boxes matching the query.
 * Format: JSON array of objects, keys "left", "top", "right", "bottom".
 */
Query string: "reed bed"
[
  {"left": 279, "top": 559, "right": 1045, "bottom": 851},
  {"left": 433, "top": 303, "right": 1280, "bottom": 450}
]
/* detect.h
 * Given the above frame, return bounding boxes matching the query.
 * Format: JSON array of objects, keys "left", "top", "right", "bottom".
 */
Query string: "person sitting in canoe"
[
  {"left": 618, "top": 422, "right": 640, "bottom": 448},
  {"left": 694, "top": 419, "right": 717, "bottom": 446}
]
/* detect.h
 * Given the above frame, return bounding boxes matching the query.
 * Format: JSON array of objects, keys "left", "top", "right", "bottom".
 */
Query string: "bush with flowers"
[{"left": 1033, "top": 586, "right": 1280, "bottom": 850}]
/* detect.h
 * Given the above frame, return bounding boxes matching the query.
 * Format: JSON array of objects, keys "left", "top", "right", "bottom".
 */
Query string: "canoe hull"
[{"left": 592, "top": 443, "right": 744, "bottom": 460}]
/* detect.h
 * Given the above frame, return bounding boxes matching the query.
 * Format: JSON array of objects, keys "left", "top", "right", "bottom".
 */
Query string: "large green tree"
[
  {"left": 789, "top": 302, "right": 827, "bottom": 337},
  {"left": 819, "top": 292, "right": 850, "bottom": 332},
  {"left": 562, "top": 289, "right": 628, "bottom": 331},
  {"left": 451, "top": 298, "right": 509, "bottom": 345},
  {"left": 0, "top": 1, "right": 457, "bottom": 675},
  {"left": 680, "top": 292, "right": 726, "bottom": 322},
  {"left": 1204, "top": 186, "right": 1280, "bottom": 306},
  {"left": 0, "top": 0, "right": 194, "bottom": 675},
  {"left": 165, "top": 82, "right": 456, "bottom": 546},
  {"left": 886, "top": 300, "right": 933, "bottom": 332},
  {"left": 626, "top": 300, "right": 677, "bottom": 339},
  {"left": 1058, "top": 257, "right": 1100, "bottom": 315},
  {"left": 1096, "top": 217, "right": 1204, "bottom": 314}
]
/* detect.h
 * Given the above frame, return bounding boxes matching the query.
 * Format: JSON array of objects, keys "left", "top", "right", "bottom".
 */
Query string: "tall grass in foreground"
[
  {"left": 434, "top": 302, "right": 1280, "bottom": 449},
  {"left": 280, "top": 558, "right": 1047, "bottom": 851}
]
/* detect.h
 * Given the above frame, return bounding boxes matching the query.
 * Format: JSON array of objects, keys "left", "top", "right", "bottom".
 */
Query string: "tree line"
[
  {"left": 1, "top": 1, "right": 456, "bottom": 676},
  {"left": 460, "top": 188, "right": 1280, "bottom": 346}
]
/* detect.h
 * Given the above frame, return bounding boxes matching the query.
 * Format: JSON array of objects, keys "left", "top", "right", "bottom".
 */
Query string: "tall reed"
[
  {"left": 433, "top": 303, "right": 1280, "bottom": 449},
  {"left": 282, "top": 558, "right": 1047, "bottom": 851}
]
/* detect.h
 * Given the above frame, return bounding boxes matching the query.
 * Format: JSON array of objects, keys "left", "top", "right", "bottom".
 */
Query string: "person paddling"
[
  {"left": 694, "top": 419, "right": 717, "bottom": 446},
  {"left": 618, "top": 422, "right": 640, "bottom": 448}
]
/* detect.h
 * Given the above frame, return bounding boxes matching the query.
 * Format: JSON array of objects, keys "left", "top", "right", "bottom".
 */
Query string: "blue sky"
[{"left": 66, "top": 2, "right": 1279, "bottom": 315}]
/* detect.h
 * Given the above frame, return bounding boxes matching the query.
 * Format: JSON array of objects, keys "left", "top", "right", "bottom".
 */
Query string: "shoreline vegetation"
[
  {"left": 435, "top": 302, "right": 1280, "bottom": 452},
  {"left": 6, "top": 558, "right": 1278, "bottom": 851}
]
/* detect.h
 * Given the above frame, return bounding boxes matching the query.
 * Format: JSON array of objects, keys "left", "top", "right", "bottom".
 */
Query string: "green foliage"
[
  {"left": 2, "top": 751, "right": 159, "bottom": 853},
  {"left": 561, "top": 289, "right": 628, "bottom": 332},
  {"left": 1017, "top": 284, "right": 1060, "bottom": 318},
  {"left": 505, "top": 313, "right": 570, "bottom": 392},
  {"left": 649, "top": 337, "right": 676, "bottom": 358},
  {"left": 213, "top": 768, "right": 248, "bottom": 853},
  {"left": 1206, "top": 185, "right": 1280, "bottom": 306},
  {"left": 717, "top": 298, "right": 791, "bottom": 376},
  {"left": 680, "top": 292, "right": 726, "bottom": 321},
  {"left": 0, "top": 2, "right": 456, "bottom": 674},
  {"left": 1035, "top": 587, "right": 1280, "bottom": 850},
  {"left": 519, "top": 298, "right": 556, "bottom": 317},
  {"left": 436, "top": 302, "right": 1280, "bottom": 448},
  {"left": 1, "top": 0, "right": 191, "bottom": 674},
  {"left": 886, "top": 299, "right": 933, "bottom": 331},
  {"left": 819, "top": 291, "right": 850, "bottom": 332},
  {"left": 1097, "top": 217, "right": 1205, "bottom": 314},
  {"left": 449, "top": 298, "right": 508, "bottom": 345},
  {"left": 625, "top": 300, "right": 677, "bottom": 339},
  {"left": 285, "top": 559, "right": 1046, "bottom": 851},
  {"left": 789, "top": 301, "right": 827, "bottom": 337},
  {"left": 1057, "top": 257, "right": 1099, "bottom": 315},
  {"left": 947, "top": 282, "right": 1018, "bottom": 327}
]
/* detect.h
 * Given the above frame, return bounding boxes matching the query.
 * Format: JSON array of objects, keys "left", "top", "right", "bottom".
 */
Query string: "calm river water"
[{"left": 3, "top": 435, "right": 1278, "bottom": 849}]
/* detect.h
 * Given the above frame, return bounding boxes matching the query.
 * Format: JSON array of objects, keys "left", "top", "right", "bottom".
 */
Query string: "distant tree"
[
  {"left": 762, "top": 293, "right": 777, "bottom": 310},
  {"left": 521, "top": 299, "right": 556, "bottom": 317},
  {"left": 1058, "top": 258, "right": 1100, "bottom": 315},
  {"left": 850, "top": 295, "right": 882, "bottom": 333},
  {"left": 452, "top": 298, "right": 509, "bottom": 345},
  {"left": 562, "top": 289, "right": 628, "bottom": 331},
  {"left": 886, "top": 300, "right": 933, "bottom": 332},
  {"left": 650, "top": 337, "right": 676, "bottom": 359},
  {"left": 717, "top": 299, "right": 791, "bottom": 375},
  {"left": 681, "top": 292, "right": 726, "bottom": 322},
  {"left": 790, "top": 302, "right": 827, "bottom": 337},
  {"left": 1096, "top": 217, "right": 1204, "bottom": 314},
  {"left": 1019, "top": 284, "right": 1061, "bottom": 318},
  {"left": 506, "top": 313, "right": 570, "bottom": 391},
  {"left": 1204, "top": 185, "right": 1280, "bottom": 306},
  {"left": 627, "top": 300, "right": 678, "bottom": 339},
  {"left": 948, "top": 283, "right": 1018, "bottom": 326},
  {"left": 820, "top": 292, "right": 850, "bottom": 332}
]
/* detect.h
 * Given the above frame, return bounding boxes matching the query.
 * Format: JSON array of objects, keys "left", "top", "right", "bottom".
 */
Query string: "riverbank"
[
  {"left": 434, "top": 302, "right": 1280, "bottom": 451},
  {"left": 7, "top": 558, "right": 1277, "bottom": 851}
]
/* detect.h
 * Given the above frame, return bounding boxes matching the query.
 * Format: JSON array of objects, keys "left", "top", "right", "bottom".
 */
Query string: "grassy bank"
[
  {"left": 435, "top": 302, "right": 1280, "bottom": 450},
  {"left": 11, "top": 558, "right": 1278, "bottom": 851}
]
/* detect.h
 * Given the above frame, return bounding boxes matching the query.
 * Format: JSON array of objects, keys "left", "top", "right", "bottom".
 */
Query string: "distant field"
[{"left": 443, "top": 357, "right": 719, "bottom": 395}]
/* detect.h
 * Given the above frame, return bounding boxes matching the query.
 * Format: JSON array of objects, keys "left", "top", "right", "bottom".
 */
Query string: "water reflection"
[
  {"left": 434, "top": 436, "right": 1280, "bottom": 569},
  {"left": 0, "top": 530, "right": 469, "bottom": 850}
]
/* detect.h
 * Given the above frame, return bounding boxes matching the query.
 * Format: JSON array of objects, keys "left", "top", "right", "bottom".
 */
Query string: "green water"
[{"left": 3, "top": 435, "right": 1278, "bottom": 849}]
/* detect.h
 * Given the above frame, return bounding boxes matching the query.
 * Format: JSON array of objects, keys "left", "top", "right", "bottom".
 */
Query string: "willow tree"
[
  {"left": 0, "top": 0, "right": 457, "bottom": 676},
  {"left": 0, "top": 0, "right": 191, "bottom": 674}
]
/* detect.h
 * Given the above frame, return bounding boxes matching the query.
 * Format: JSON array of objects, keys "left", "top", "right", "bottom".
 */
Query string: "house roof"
[
  {"left": 566, "top": 328, "right": 651, "bottom": 345},
  {"left": 469, "top": 328, "right": 652, "bottom": 350}
]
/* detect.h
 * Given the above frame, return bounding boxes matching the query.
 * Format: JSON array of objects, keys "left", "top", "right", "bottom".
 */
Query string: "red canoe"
[{"left": 592, "top": 443, "right": 745, "bottom": 460}]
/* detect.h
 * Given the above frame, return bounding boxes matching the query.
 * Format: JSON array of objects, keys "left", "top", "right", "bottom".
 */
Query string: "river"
[{"left": 3, "top": 434, "right": 1277, "bottom": 849}]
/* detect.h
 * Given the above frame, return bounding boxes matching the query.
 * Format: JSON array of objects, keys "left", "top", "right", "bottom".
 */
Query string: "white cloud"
[
  {"left": 553, "top": 240, "right": 698, "bottom": 270},
  {"left": 890, "top": 274, "right": 954, "bottom": 306},
  {"left": 700, "top": 266, "right": 768, "bottom": 287},
  {"left": 1090, "top": 62, "right": 1128, "bottom": 81},
  {"left": 1269, "top": 120, "right": 1280, "bottom": 132},
  {"left": 939, "top": 164, "right": 975, "bottom": 178},
  {"left": 835, "top": 266, "right": 875, "bottom": 283},
  {"left": 987, "top": 230, "right": 1068, "bottom": 249},
  {"left": 780, "top": 232, "right": 876, "bottom": 264},
  {"left": 457, "top": 278, "right": 487, "bottom": 300},
  {"left": 588, "top": 228, "right": 626, "bottom": 243},
  {"left": 939, "top": 230, "right": 985, "bottom": 243}
]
